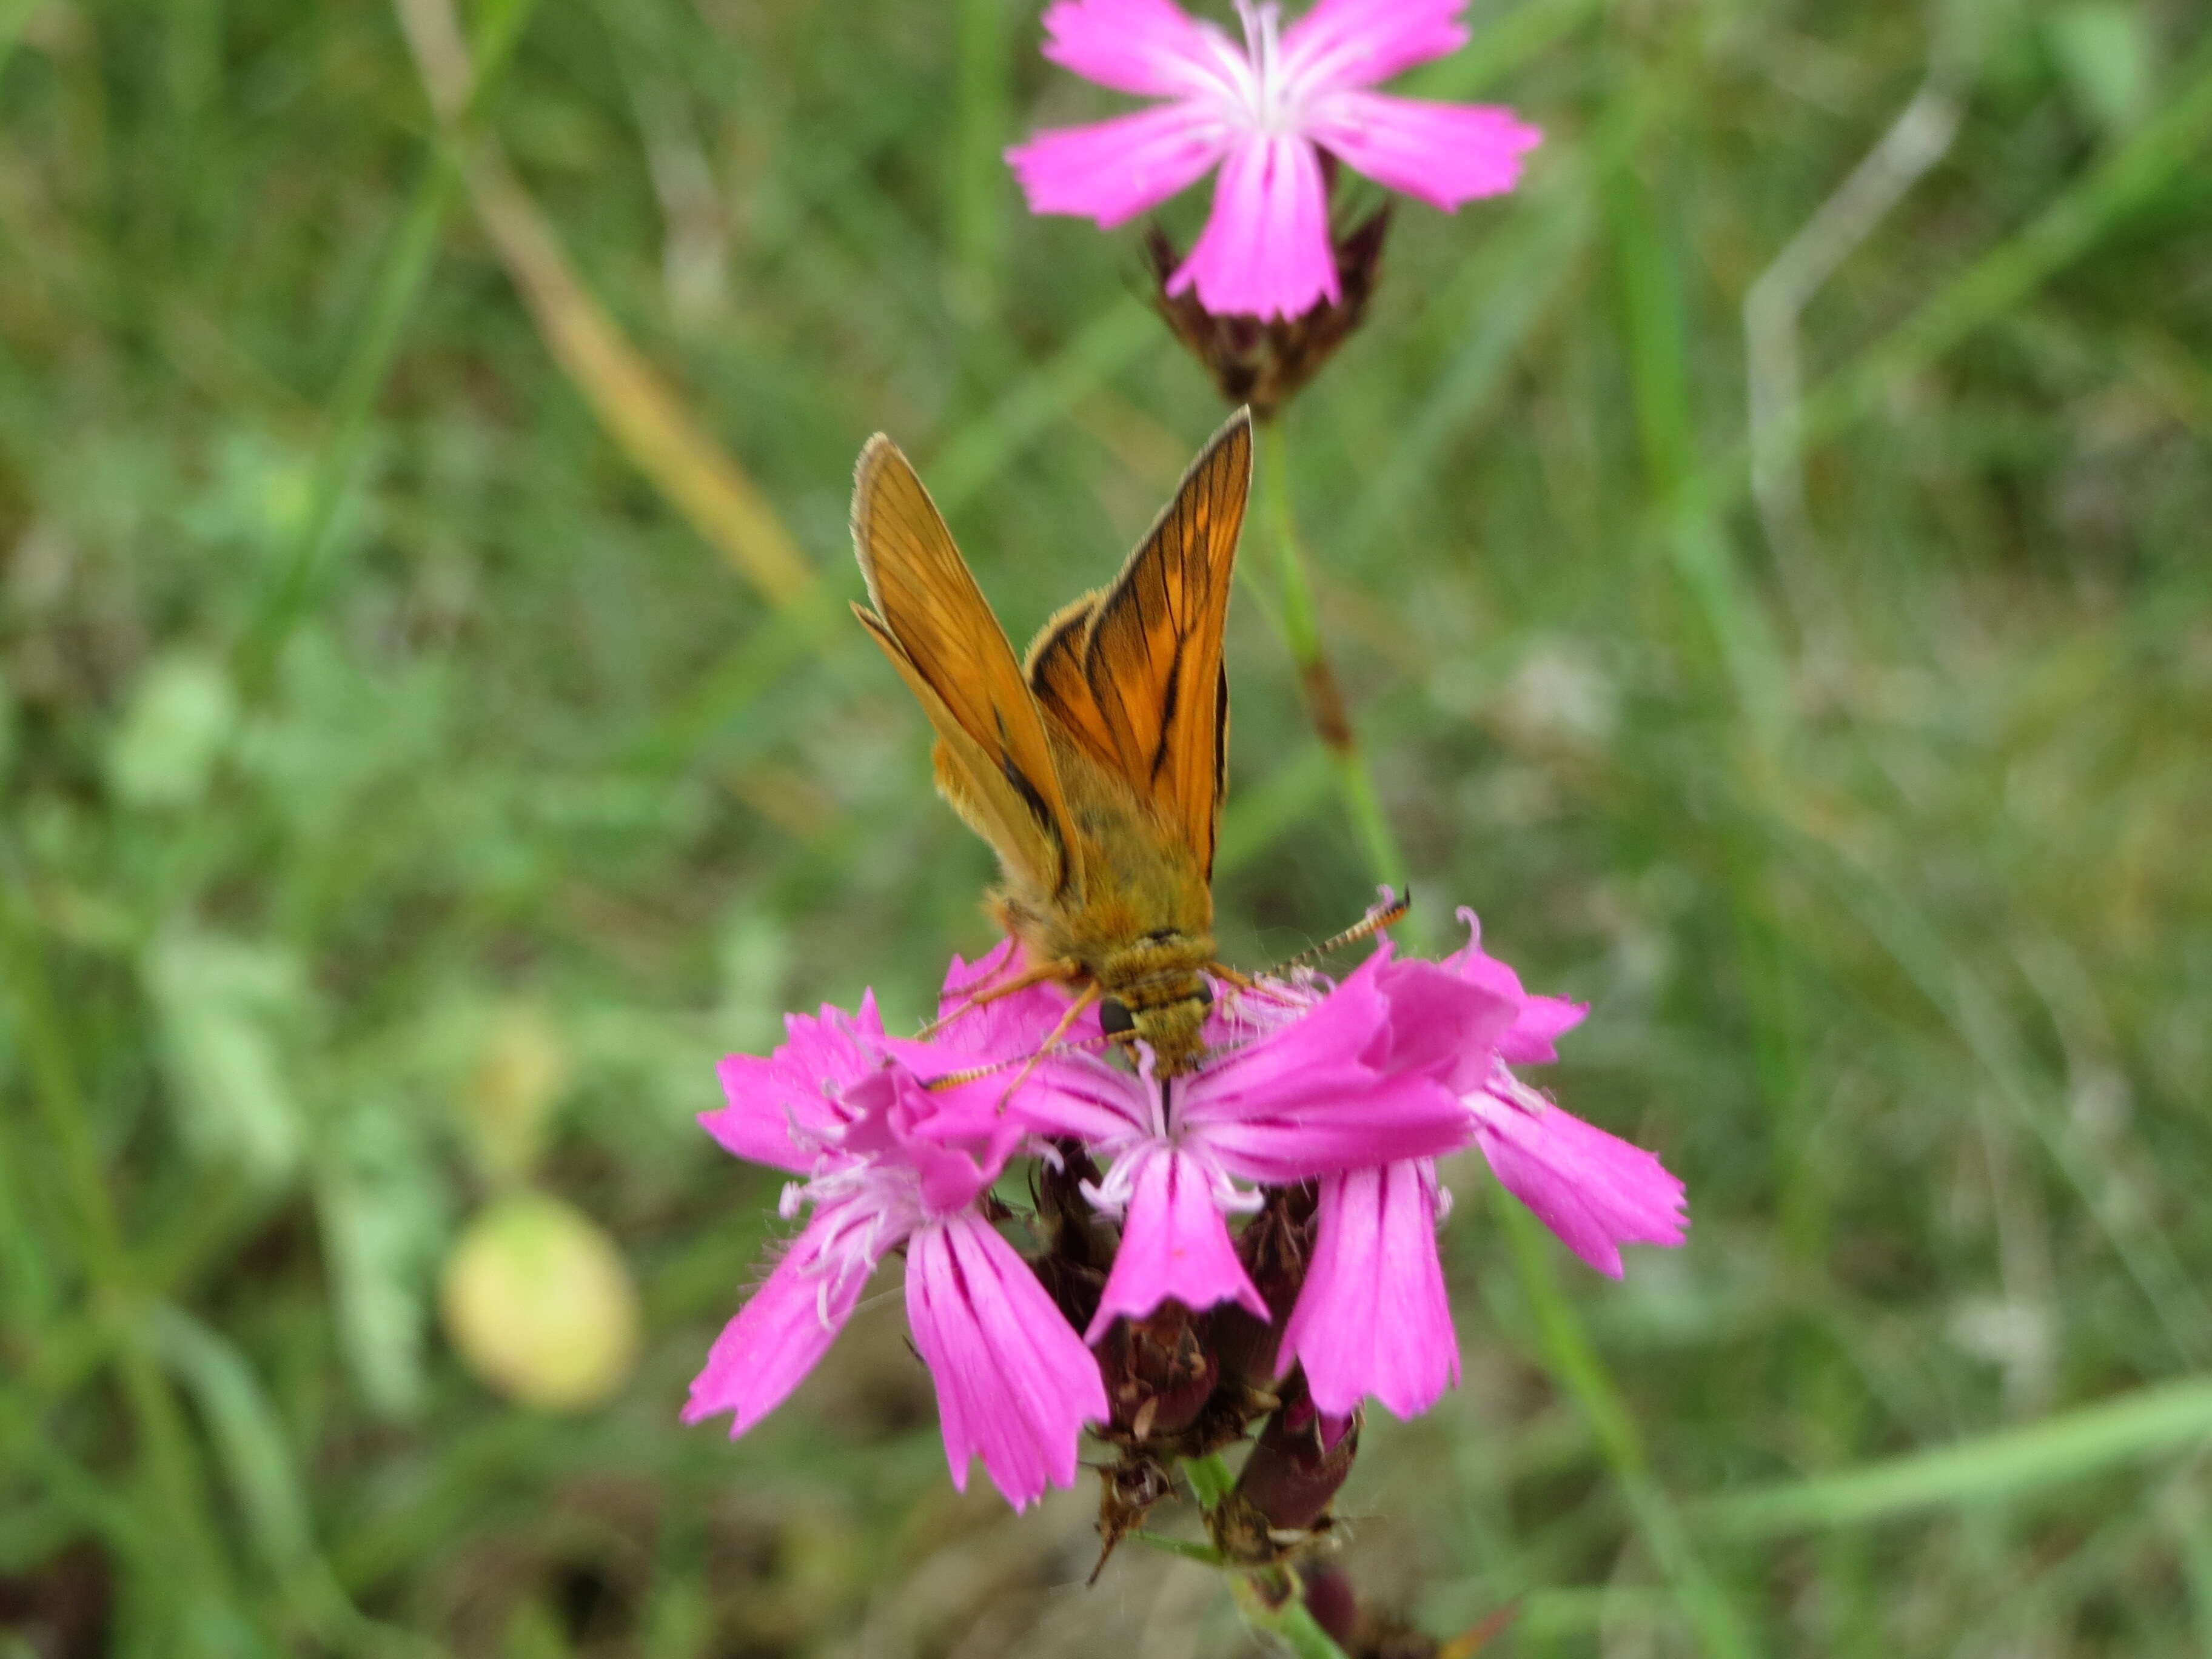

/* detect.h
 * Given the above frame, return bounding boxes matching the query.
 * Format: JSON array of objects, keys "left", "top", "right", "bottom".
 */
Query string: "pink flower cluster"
[
  {"left": 1007, "top": 0, "right": 1542, "bottom": 320},
  {"left": 685, "top": 909, "right": 1686, "bottom": 1510}
]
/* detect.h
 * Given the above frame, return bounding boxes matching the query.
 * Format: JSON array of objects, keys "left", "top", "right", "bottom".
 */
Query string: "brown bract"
[{"left": 1148, "top": 209, "right": 1392, "bottom": 420}]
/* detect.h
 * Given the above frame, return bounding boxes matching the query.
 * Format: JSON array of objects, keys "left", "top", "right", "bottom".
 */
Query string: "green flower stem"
[
  {"left": 1182, "top": 1450, "right": 1238, "bottom": 1509},
  {"left": 1498, "top": 1200, "right": 1759, "bottom": 1657},
  {"left": 1128, "top": 1531, "right": 1226, "bottom": 1567},
  {"left": 1178, "top": 1456, "right": 1352, "bottom": 1658},
  {"left": 1229, "top": 1569, "right": 1355, "bottom": 1659},
  {"left": 1258, "top": 418, "right": 1412, "bottom": 907}
]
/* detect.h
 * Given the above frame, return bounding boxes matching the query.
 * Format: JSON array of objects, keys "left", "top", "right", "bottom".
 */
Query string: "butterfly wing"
[
  {"left": 851, "top": 435, "right": 1079, "bottom": 902},
  {"left": 1026, "top": 409, "right": 1250, "bottom": 879},
  {"left": 1024, "top": 594, "right": 1118, "bottom": 763}
]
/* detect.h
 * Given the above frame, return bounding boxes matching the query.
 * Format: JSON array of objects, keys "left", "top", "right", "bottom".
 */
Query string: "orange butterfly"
[{"left": 851, "top": 411, "right": 1252, "bottom": 1078}]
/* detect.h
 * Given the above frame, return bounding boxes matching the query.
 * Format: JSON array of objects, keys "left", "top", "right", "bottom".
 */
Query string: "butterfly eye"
[
  {"left": 1099, "top": 997, "right": 1136, "bottom": 1037},
  {"left": 1193, "top": 981, "right": 1215, "bottom": 1009}
]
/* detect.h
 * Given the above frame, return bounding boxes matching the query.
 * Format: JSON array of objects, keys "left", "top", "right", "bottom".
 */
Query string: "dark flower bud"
[
  {"left": 1096, "top": 1299, "right": 1219, "bottom": 1443},
  {"left": 1301, "top": 1564, "right": 1511, "bottom": 1659},
  {"left": 1301, "top": 1563, "right": 1361, "bottom": 1647},
  {"left": 1035, "top": 1140, "right": 1110, "bottom": 1270},
  {"left": 1029, "top": 1141, "right": 1113, "bottom": 1337},
  {"left": 1212, "top": 1182, "right": 1317, "bottom": 1389},
  {"left": 1147, "top": 209, "right": 1391, "bottom": 420},
  {"left": 1210, "top": 1376, "right": 1360, "bottom": 1565},
  {"left": 1235, "top": 1384, "right": 1359, "bottom": 1535}
]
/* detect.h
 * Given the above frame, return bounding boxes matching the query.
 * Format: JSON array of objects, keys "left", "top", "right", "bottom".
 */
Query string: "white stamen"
[
  {"left": 1493, "top": 1064, "right": 1553, "bottom": 1115},
  {"left": 1232, "top": 0, "right": 1293, "bottom": 133}
]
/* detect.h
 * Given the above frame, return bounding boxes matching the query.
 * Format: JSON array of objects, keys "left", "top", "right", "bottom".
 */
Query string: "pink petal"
[
  {"left": 1007, "top": 103, "right": 1231, "bottom": 228},
  {"left": 929, "top": 938, "right": 1108, "bottom": 1066},
  {"left": 1439, "top": 907, "right": 1586, "bottom": 1065},
  {"left": 1505, "top": 993, "right": 1586, "bottom": 1067},
  {"left": 1037, "top": 0, "right": 1241, "bottom": 98},
  {"left": 1303, "top": 91, "right": 1540, "bottom": 212},
  {"left": 680, "top": 1206, "right": 868, "bottom": 1435},
  {"left": 1278, "top": 1162, "right": 1458, "bottom": 1419},
  {"left": 1085, "top": 1145, "right": 1267, "bottom": 1341},
  {"left": 1180, "top": 953, "right": 1473, "bottom": 1184},
  {"left": 1197, "top": 1064, "right": 1467, "bottom": 1184},
  {"left": 1001, "top": 1061, "right": 1151, "bottom": 1146},
  {"left": 877, "top": 945, "right": 1130, "bottom": 1152},
  {"left": 937, "top": 937, "right": 1022, "bottom": 1014},
  {"left": 1207, "top": 973, "right": 1320, "bottom": 1045},
  {"left": 834, "top": 1069, "right": 1003, "bottom": 1217},
  {"left": 1367, "top": 953, "right": 1519, "bottom": 1085},
  {"left": 1169, "top": 133, "right": 1339, "bottom": 321},
  {"left": 702, "top": 994, "right": 885, "bottom": 1173},
  {"left": 702, "top": 1056, "right": 822, "bottom": 1174},
  {"left": 905, "top": 1212, "right": 1110, "bottom": 1509},
  {"left": 1470, "top": 1091, "right": 1687, "bottom": 1278},
  {"left": 1281, "top": 0, "right": 1470, "bottom": 95},
  {"left": 896, "top": 1039, "right": 1148, "bottom": 1153}
]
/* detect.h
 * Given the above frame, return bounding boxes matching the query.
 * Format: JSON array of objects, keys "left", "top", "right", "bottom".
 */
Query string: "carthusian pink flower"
[
  {"left": 685, "top": 988, "right": 1107, "bottom": 1510},
  {"left": 1279, "top": 1158, "right": 1458, "bottom": 1419},
  {"left": 934, "top": 942, "right": 1505, "bottom": 1342},
  {"left": 1277, "top": 908, "right": 1689, "bottom": 1419},
  {"left": 1007, "top": 0, "right": 1542, "bottom": 320},
  {"left": 1444, "top": 908, "right": 1686, "bottom": 1280}
]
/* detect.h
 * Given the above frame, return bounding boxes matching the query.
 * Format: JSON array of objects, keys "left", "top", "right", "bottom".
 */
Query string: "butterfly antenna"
[
  {"left": 923, "top": 1054, "right": 1019, "bottom": 1090},
  {"left": 1257, "top": 889, "right": 1412, "bottom": 978}
]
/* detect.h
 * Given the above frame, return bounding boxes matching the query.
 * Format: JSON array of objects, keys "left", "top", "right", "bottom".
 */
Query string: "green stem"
[
  {"left": 1257, "top": 418, "right": 1412, "bottom": 908},
  {"left": 236, "top": 0, "right": 546, "bottom": 699},
  {"left": 0, "top": 851, "right": 229, "bottom": 1598},
  {"left": 1182, "top": 1450, "right": 1237, "bottom": 1509},
  {"left": 1127, "top": 1531, "right": 1225, "bottom": 1567},
  {"left": 1498, "top": 1201, "right": 1758, "bottom": 1657},
  {"left": 1230, "top": 1570, "right": 1354, "bottom": 1659},
  {"left": 1177, "top": 1456, "right": 1351, "bottom": 1659},
  {"left": 951, "top": 0, "right": 1009, "bottom": 317}
]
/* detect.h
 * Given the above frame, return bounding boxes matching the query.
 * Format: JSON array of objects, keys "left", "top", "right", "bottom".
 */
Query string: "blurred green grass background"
[{"left": 4, "top": 0, "right": 2211, "bottom": 1652}]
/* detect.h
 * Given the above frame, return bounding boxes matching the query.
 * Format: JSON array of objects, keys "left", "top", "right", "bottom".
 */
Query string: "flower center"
[
  {"left": 786, "top": 1157, "right": 928, "bottom": 1322},
  {"left": 1232, "top": 0, "right": 1296, "bottom": 134}
]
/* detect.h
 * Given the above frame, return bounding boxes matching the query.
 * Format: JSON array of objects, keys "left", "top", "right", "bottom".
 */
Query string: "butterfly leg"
[
  {"left": 971, "top": 956, "right": 1084, "bottom": 1004},
  {"left": 920, "top": 955, "right": 1084, "bottom": 1038},
  {"left": 994, "top": 980, "right": 1101, "bottom": 1112},
  {"left": 1205, "top": 960, "right": 1256, "bottom": 990}
]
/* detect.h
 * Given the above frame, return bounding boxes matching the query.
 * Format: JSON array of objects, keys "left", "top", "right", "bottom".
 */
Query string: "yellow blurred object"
[
  {"left": 458, "top": 1000, "right": 572, "bottom": 1182},
  {"left": 440, "top": 1191, "right": 640, "bottom": 1413}
]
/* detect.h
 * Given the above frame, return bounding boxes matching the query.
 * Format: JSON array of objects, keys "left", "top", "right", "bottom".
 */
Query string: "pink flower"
[
  {"left": 1279, "top": 1159, "right": 1457, "bottom": 1419},
  {"left": 691, "top": 916, "right": 1687, "bottom": 1470},
  {"left": 702, "top": 993, "right": 888, "bottom": 1175},
  {"left": 950, "top": 944, "right": 1504, "bottom": 1342},
  {"left": 1277, "top": 909, "right": 1688, "bottom": 1418},
  {"left": 1007, "top": 0, "right": 1542, "bottom": 319},
  {"left": 1444, "top": 908, "right": 1687, "bottom": 1279},
  {"left": 685, "top": 994, "right": 1107, "bottom": 1510},
  {"left": 911, "top": 937, "right": 1105, "bottom": 1068}
]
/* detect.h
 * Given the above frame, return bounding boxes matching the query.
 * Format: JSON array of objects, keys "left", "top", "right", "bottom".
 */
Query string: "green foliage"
[{"left": 2, "top": 0, "right": 2210, "bottom": 1654}]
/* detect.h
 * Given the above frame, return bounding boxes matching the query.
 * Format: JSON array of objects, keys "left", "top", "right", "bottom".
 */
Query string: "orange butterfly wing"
[
  {"left": 851, "top": 435, "right": 1080, "bottom": 902},
  {"left": 1025, "top": 409, "right": 1250, "bottom": 879}
]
